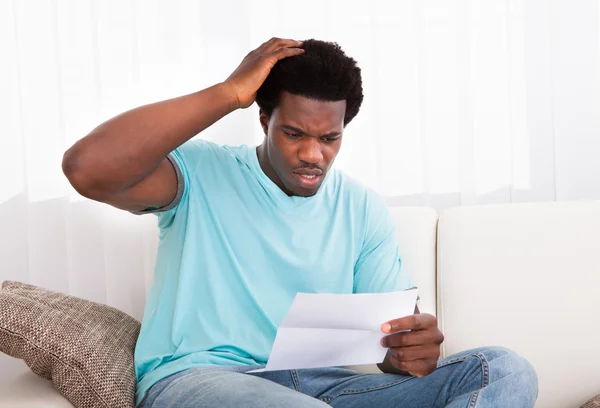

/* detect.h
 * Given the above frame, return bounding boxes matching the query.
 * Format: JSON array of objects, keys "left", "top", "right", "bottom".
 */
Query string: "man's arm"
[
  {"left": 352, "top": 191, "right": 443, "bottom": 376},
  {"left": 62, "top": 83, "right": 240, "bottom": 212},
  {"left": 62, "top": 38, "right": 304, "bottom": 212}
]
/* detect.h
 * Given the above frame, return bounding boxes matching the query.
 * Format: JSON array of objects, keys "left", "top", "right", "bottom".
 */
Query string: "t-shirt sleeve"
[
  {"left": 128, "top": 139, "right": 206, "bottom": 222},
  {"left": 353, "top": 192, "right": 413, "bottom": 294}
]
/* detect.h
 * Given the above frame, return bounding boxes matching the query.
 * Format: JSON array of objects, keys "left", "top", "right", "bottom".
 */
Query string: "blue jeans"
[{"left": 139, "top": 346, "right": 538, "bottom": 407}]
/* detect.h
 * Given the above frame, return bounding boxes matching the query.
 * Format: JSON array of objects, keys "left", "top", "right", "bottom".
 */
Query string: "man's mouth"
[{"left": 293, "top": 170, "right": 323, "bottom": 188}]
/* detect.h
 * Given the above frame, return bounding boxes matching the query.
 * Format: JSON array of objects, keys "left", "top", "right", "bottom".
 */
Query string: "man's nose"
[{"left": 297, "top": 138, "right": 323, "bottom": 164}]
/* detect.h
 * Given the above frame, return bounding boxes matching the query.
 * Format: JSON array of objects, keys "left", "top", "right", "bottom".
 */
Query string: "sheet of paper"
[{"left": 249, "top": 288, "right": 418, "bottom": 372}]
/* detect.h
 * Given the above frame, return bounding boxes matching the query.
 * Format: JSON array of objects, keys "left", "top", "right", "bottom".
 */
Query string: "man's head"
[{"left": 255, "top": 39, "right": 363, "bottom": 197}]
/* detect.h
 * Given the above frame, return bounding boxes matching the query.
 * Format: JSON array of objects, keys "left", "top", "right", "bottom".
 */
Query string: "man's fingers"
[
  {"left": 389, "top": 344, "right": 441, "bottom": 362},
  {"left": 391, "top": 357, "right": 437, "bottom": 378},
  {"left": 258, "top": 37, "right": 279, "bottom": 50},
  {"left": 382, "top": 313, "right": 437, "bottom": 333},
  {"left": 271, "top": 46, "right": 305, "bottom": 61},
  {"left": 261, "top": 37, "right": 303, "bottom": 53},
  {"left": 381, "top": 329, "right": 444, "bottom": 348}
]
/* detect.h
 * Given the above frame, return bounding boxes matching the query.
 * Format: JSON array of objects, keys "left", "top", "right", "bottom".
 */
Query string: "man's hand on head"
[
  {"left": 378, "top": 312, "right": 444, "bottom": 377},
  {"left": 224, "top": 37, "right": 305, "bottom": 109}
]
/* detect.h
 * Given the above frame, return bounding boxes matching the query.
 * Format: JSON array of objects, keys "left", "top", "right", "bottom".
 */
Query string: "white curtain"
[{"left": 1, "top": 0, "right": 600, "bottom": 315}]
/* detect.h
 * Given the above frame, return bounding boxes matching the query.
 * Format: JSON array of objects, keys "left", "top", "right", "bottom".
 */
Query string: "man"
[{"left": 63, "top": 38, "right": 538, "bottom": 407}]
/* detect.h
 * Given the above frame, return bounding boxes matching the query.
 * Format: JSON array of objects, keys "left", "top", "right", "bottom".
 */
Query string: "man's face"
[{"left": 258, "top": 91, "right": 346, "bottom": 197}]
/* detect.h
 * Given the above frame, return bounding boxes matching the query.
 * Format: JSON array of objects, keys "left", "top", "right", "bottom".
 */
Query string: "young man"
[{"left": 63, "top": 38, "right": 538, "bottom": 407}]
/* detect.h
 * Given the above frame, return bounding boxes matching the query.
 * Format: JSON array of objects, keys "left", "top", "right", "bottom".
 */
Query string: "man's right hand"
[{"left": 224, "top": 38, "right": 304, "bottom": 109}]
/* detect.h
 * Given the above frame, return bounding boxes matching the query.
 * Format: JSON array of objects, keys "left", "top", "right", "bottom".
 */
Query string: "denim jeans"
[{"left": 139, "top": 346, "right": 538, "bottom": 408}]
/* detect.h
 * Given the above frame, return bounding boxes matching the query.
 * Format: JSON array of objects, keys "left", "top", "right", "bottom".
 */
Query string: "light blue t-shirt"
[{"left": 133, "top": 139, "right": 412, "bottom": 406}]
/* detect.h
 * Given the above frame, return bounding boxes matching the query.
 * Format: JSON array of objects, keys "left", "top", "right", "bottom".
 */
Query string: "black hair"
[{"left": 255, "top": 39, "right": 364, "bottom": 126}]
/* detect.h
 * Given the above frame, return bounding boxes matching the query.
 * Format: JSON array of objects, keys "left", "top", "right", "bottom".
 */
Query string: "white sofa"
[{"left": 1, "top": 201, "right": 599, "bottom": 408}]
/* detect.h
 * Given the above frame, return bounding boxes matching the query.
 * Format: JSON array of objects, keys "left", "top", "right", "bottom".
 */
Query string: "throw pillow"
[
  {"left": 0, "top": 280, "right": 140, "bottom": 408},
  {"left": 581, "top": 394, "right": 600, "bottom": 408}
]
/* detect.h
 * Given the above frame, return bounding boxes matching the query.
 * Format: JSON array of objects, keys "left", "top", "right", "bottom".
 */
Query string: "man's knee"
[
  {"left": 477, "top": 346, "right": 538, "bottom": 399},
  {"left": 479, "top": 347, "right": 537, "bottom": 377},
  {"left": 442, "top": 346, "right": 537, "bottom": 397}
]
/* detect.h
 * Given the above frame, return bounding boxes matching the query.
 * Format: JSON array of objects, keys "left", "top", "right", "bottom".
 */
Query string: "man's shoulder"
[
  {"left": 333, "top": 169, "right": 388, "bottom": 211},
  {"left": 334, "top": 169, "right": 383, "bottom": 202},
  {"left": 177, "top": 138, "right": 240, "bottom": 156},
  {"left": 175, "top": 139, "right": 251, "bottom": 167}
]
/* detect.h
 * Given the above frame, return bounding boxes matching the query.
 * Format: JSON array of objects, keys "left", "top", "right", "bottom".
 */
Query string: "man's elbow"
[{"left": 62, "top": 147, "right": 105, "bottom": 200}]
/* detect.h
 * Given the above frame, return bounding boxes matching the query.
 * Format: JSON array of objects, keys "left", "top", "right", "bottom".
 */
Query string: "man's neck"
[{"left": 256, "top": 144, "right": 294, "bottom": 196}]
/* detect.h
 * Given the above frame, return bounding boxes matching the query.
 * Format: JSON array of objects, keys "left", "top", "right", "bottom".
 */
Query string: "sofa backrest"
[
  {"left": 390, "top": 207, "right": 439, "bottom": 316},
  {"left": 437, "top": 201, "right": 600, "bottom": 408}
]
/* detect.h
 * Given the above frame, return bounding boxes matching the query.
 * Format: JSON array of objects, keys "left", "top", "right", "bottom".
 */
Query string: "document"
[{"left": 249, "top": 288, "right": 418, "bottom": 372}]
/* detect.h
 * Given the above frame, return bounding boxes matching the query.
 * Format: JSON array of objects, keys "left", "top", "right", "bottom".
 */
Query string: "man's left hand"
[{"left": 379, "top": 313, "right": 444, "bottom": 377}]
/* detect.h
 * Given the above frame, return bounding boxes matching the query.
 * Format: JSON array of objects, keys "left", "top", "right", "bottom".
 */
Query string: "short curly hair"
[{"left": 256, "top": 39, "right": 364, "bottom": 127}]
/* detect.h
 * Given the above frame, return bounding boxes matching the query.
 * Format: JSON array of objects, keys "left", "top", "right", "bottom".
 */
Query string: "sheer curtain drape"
[{"left": 1, "top": 0, "right": 599, "bottom": 314}]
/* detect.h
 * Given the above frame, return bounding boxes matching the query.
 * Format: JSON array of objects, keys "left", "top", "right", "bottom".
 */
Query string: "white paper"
[{"left": 249, "top": 288, "right": 418, "bottom": 372}]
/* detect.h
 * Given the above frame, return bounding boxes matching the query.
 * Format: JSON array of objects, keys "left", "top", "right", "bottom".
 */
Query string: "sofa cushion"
[
  {"left": 389, "top": 206, "right": 438, "bottom": 315},
  {"left": 0, "top": 281, "right": 140, "bottom": 408}
]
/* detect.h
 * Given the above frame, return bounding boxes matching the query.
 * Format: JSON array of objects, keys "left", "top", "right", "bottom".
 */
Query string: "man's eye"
[
  {"left": 322, "top": 137, "right": 338, "bottom": 143},
  {"left": 285, "top": 132, "right": 302, "bottom": 139}
]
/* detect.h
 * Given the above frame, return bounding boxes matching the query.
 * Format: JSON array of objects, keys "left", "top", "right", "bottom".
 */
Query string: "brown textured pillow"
[
  {"left": 0, "top": 280, "right": 141, "bottom": 408},
  {"left": 581, "top": 394, "right": 600, "bottom": 408}
]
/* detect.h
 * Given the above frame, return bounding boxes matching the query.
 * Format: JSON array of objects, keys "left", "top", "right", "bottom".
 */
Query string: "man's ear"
[{"left": 259, "top": 110, "right": 270, "bottom": 137}]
